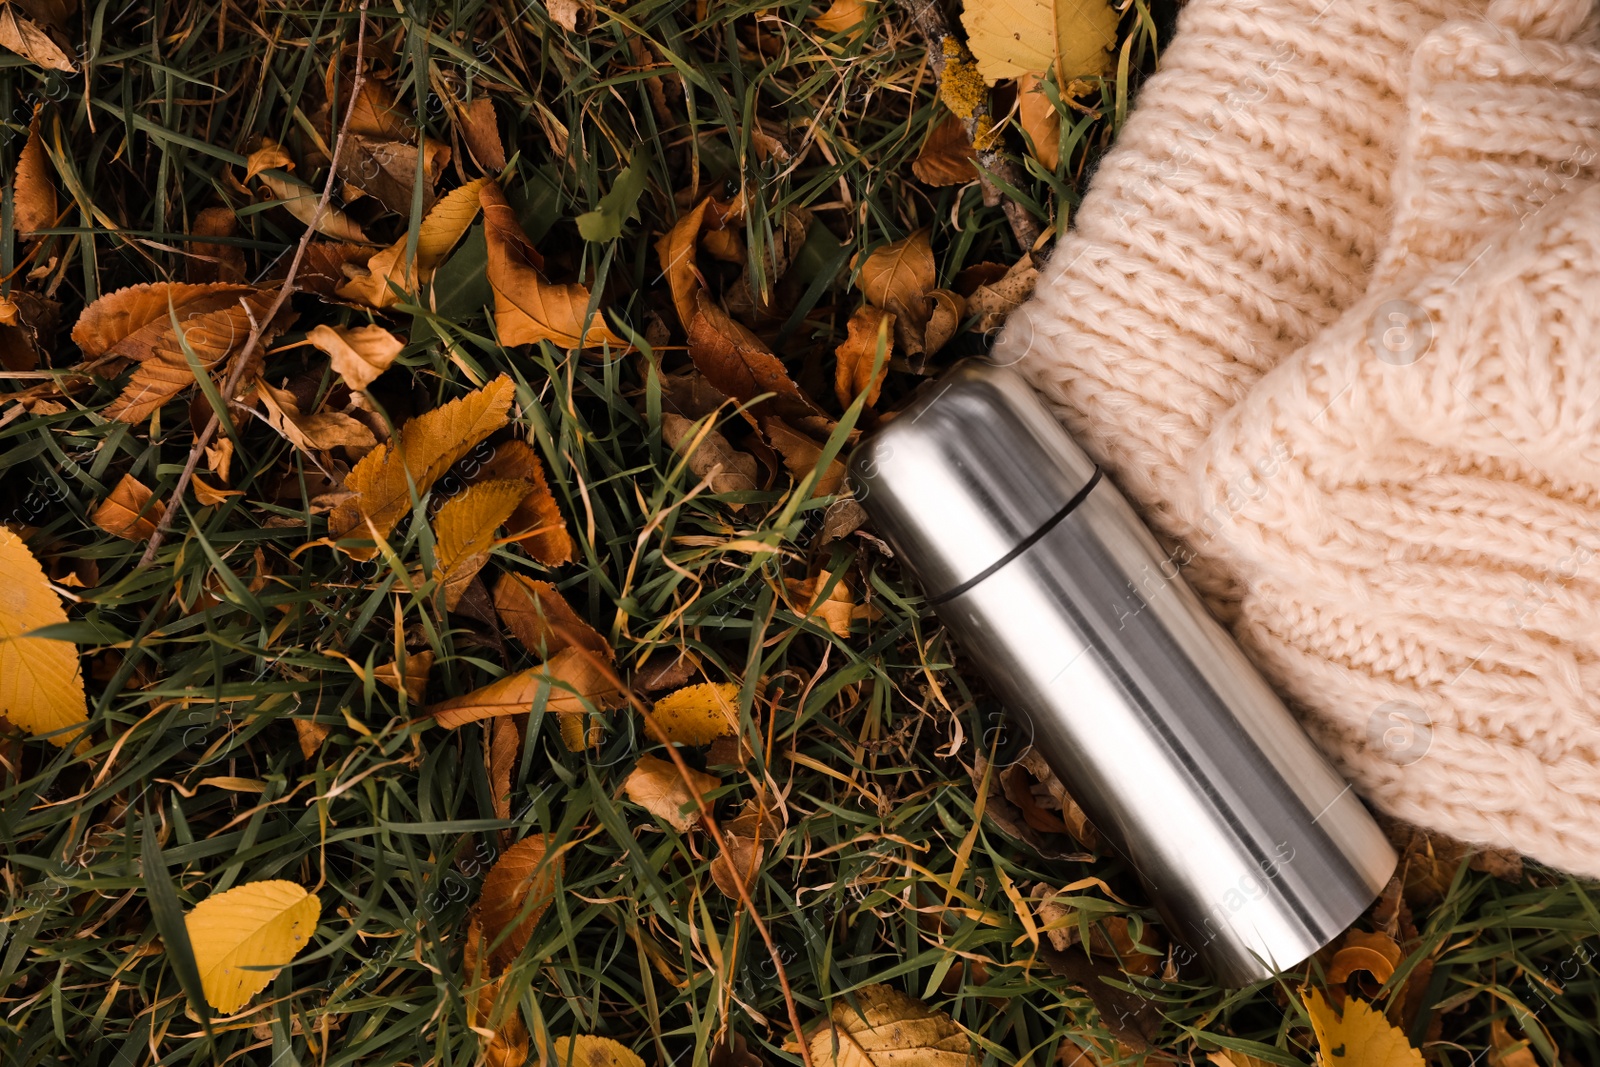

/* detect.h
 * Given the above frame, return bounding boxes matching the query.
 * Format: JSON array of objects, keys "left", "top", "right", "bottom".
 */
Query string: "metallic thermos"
[{"left": 848, "top": 360, "right": 1397, "bottom": 986}]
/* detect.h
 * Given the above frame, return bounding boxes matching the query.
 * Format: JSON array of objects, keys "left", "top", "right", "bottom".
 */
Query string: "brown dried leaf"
[
  {"left": 804, "top": 984, "right": 974, "bottom": 1067},
  {"left": 488, "top": 715, "right": 520, "bottom": 822},
  {"left": 622, "top": 754, "right": 718, "bottom": 834},
  {"left": 686, "top": 291, "right": 819, "bottom": 418},
  {"left": 546, "top": 0, "right": 581, "bottom": 31},
  {"left": 294, "top": 718, "right": 330, "bottom": 760},
  {"left": 188, "top": 206, "right": 248, "bottom": 285},
  {"left": 470, "top": 439, "right": 575, "bottom": 565},
  {"left": 92, "top": 474, "right": 165, "bottom": 541},
  {"left": 923, "top": 289, "right": 967, "bottom": 358},
  {"left": 648, "top": 681, "right": 740, "bottom": 745},
  {"left": 857, "top": 232, "right": 936, "bottom": 320},
  {"left": 0, "top": 3, "right": 74, "bottom": 71},
  {"left": 709, "top": 799, "right": 779, "bottom": 898},
  {"left": 834, "top": 305, "right": 893, "bottom": 410},
  {"left": 256, "top": 378, "right": 377, "bottom": 454},
  {"left": 786, "top": 568, "right": 856, "bottom": 638},
  {"left": 660, "top": 413, "right": 758, "bottom": 501},
  {"left": 1017, "top": 73, "right": 1061, "bottom": 170},
  {"left": 336, "top": 178, "right": 488, "bottom": 308},
  {"left": 336, "top": 135, "right": 449, "bottom": 216},
  {"left": 453, "top": 96, "right": 506, "bottom": 174},
  {"left": 812, "top": 0, "right": 868, "bottom": 39},
  {"left": 254, "top": 146, "right": 371, "bottom": 243},
  {"left": 478, "top": 834, "right": 562, "bottom": 969},
  {"left": 72, "top": 282, "right": 254, "bottom": 358},
  {"left": 432, "top": 479, "right": 529, "bottom": 610},
  {"left": 967, "top": 254, "right": 1038, "bottom": 332},
  {"left": 762, "top": 416, "right": 845, "bottom": 497},
  {"left": 308, "top": 323, "right": 403, "bottom": 392},
  {"left": 375, "top": 649, "right": 434, "bottom": 703},
  {"left": 912, "top": 115, "right": 977, "bottom": 187},
  {"left": 654, "top": 199, "right": 709, "bottom": 332},
  {"left": 12, "top": 112, "right": 55, "bottom": 235},
  {"left": 482, "top": 180, "right": 629, "bottom": 349},
  {"left": 328, "top": 374, "right": 516, "bottom": 558},
  {"left": 493, "top": 573, "right": 611, "bottom": 661},
  {"left": 431, "top": 648, "right": 622, "bottom": 746},
  {"left": 1489, "top": 1018, "right": 1538, "bottom": 1067}
]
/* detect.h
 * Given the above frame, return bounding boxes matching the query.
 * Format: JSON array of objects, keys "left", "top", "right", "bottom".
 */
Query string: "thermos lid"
[{"left": 848, "top": 360, "right": 1098, "bottom": 600}]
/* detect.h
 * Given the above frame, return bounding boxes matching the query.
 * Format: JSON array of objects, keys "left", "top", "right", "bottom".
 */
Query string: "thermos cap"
[{"left": 847, "top": 360, "right": 1097, "bottom": 599}]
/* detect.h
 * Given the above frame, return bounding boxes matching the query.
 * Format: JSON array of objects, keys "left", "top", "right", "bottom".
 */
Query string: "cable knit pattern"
[{"left": 994, "top": 0, "right": 1600, "bottom": 877}]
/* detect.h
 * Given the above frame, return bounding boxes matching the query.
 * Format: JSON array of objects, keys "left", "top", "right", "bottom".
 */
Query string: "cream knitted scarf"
[{"left": 993, "top": 0, "right": 1600, "bottom": 878}]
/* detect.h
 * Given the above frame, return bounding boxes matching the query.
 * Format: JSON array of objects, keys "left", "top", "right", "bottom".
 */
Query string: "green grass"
[{"left": 2, "top": 0, "right": 1599, "bottom": 1064}]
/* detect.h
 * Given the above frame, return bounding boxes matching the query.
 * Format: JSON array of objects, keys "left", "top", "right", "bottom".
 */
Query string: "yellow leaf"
[
  {"left": 834, "top": 304, "right": 893, "bottom": 410},
  {"left": 492, "top": 573, "right": 612, "bottom": 661},
  {"left": 1016, "top": 73, "right": 1061, "bottom": 170},
  {"left": 962, "top": 0, "right": 1118, "bottom": 85},
  {"left": 432, "top": 479, "right": 529, "bottom": 610},
  {"left": 294, "top": 718, "right": 330, "bottom": 760},
  {"left": 1209, "top": 1053, "right": 1281, "bottom": 1067},
  {"left": 92, "top": 473, "right": 165, "bottom": 542},
  {"left": 648, "top": 682, "right": 740, "bottom": 745},
  {"left": 0, "top": 527, "right": 87, "bottom": 748},
  {"left": 244, "top": 141, "right": 293, "bottom": 185},
  {"left": 469, "top": 439, "right": 575, "bottom": 565},
  {"left": 482, "top": 180, "right": 631, "bottom": 349},
  {"left": 255, "top": 378, "right": 377, "bottom": 454},
  {"left": 812, "top": 0, "right": 868, "bottom": 39},
  {"left": 13, "top": 110, "right": 56, "bottom": 235},
  {"left": 857, "top": 232, "right": 935, "bottom": 319},
  {"left": 375, "top": 649, "right": 434, "bottom": 703},
  {"left": 805, "top": 984, "right": 975, "bottom": 1067},
  {"left": 477, "top": 834, "right": 562, "bottom": 970},
  {"left": 622, "top": 754, "right": 718, "bottom": 834},
  {"left": 328, "top": 374, "right": 516, "bottom": 558},
  {"left": 308, "top": 323, "right": 403, "bottom": 392},
  {"left": 248, "top": 141, "right": 369, "bottom": 243},
  {"left": 184, "top": 880, "right": 320, "bottom": 1015},
  {"left": 654, "top": 199, "right": 710, "bottom": 333},
  {"left": 430, "top": 647, "right": 622, "bottom": 746},
  {"left": 1302, "top": 987, "right": 1424, "bottom": 1067},
  {"left": 0, "top": 3, "right": 75, "bottom": 71},
  {"left": 337, "top": 178, "right": 487, "bottom": 308},
  {"left": 543, "top": 1035, "right": 646, "bottom": 1067}
]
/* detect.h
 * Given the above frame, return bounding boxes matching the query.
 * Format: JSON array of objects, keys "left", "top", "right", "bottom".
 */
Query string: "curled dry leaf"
[
  {"left": 654, "top": 198, "right": 710, "bottom": 331},
  {"left": 308, "top": 323, "right": 403, "bottom": 392},
  {"left": 469, "top": 439, "right": 575, "bottom": 565},
  {"left": 493, "top": 573, "right": 611, "bottom": 661},
  {"left": 1032, "top": 892, "right": 1162, "bottom": 977},
  {"left": 13, "top": 111, "right": 56, "bottom": 235},
  {"left": 966, "top": 254, "right": 1038, "bottom": 333},
  {"left": 482, "top": 180, "right": 630, "bottom": 349},
  {"left": 338, "top": 178, "right": 487, "bottom": 308},
  {"left": 1301, "top": 987, "right": 1423, "bottom": 1067},
  {"left": 328, "top": 374, "right": 516, "bottom": 558},
  {"left": 336, "top": 134, "right": 449, "bottom": 216},
  {"left": 184, "top": 880, "right": 320, "bottom": 1014},
  {"left": 375, "top": 649, "right": 435, "bottom": 703},
  {"left": 0, "top": 290, "right": 56, "bottom": 373},
  {"left": 762, "top": 417, "right": 846, "bottom": 497},
  {"left": 648, "top": 681, "right": 741, "bottom": 745},
  {"left": 786, "top": 568, "right": 862, "bottom": 639},
  {"left": 0, "top": 2, "right": 75, "bottom": 71},
  {"left": 1017, "top": 72, "right": 1062, "bottom": 170},
  {"left": 1326, "top": 929, "right": 1403, "bottom": 986},
  {"left": 922, "top": 289, "right": 966, "bottom": 359},
  {"left": 0, "top": 527, "right": 87, "bottom": 748},
  {"left": 477, "top": 834, "right": 562, "bottom": 970},
  {"left": 543, "top": 1036, "right": 647, "bottom": 1067},
  {"left": 804, "top": 984, "right": 975, "bottom": 1067},
  {"left": 431, "top": 647, "right": 622, "bottom": 750},
  {"left": 256, "top": 378, "right": 377, "bottom": 454},
  {"left": 93, "top": 473, "right": 165, "bottom": 541},
  {"left": 623, "top": 754, "right": 719, "bottom": 834},
  {"left": 249, "top": 140, "right": 370, "bottom": 243},
  {"left": 709, "top": 799, "right": 779, "bottom": 898},
  {"left": 962, "top": 0, "right": 1120, "bottom": 85},
  {"left": 834, "top": 305, "right": 894, "bottom": 410},
  {"left": 294, "top": 718, "right": 331, "bottom": 760},
  {"left": 912, "top": 115, "right": 978, "bottom": 188},
  {"left": 432, "top": 479, "right": 530, "bottom": 610},
  {"left": 661, "top": 413, "right": 758, "bottom": 502}
]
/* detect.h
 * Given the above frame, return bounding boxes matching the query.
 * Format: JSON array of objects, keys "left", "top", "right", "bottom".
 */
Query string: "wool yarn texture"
[{"left": 992, "top": 0, "right": 1600, "bottom": 878}]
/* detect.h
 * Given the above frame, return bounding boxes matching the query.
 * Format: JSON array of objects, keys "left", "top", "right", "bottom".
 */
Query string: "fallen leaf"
[
  {"left": 294, "top": 718, "right": 330, "bottom": 760},
  {"left": 686, "top": 291, "right": 819, "bottom": 417},
  {"left": 336, "top": 134, "right": 449, "bottom": 216},
  {"left": 857, "top": 232, "right": 935, "bottom": 317},
  {"left": 661, "top": 413, "right": 759, "bottom": 502},
  {"left": 543, "top": 1036, "right": 647, "bottom": 1067},
  {"left": 12, "top": 111, "right": 55, "bottom": 235},
  {"left": 912, "top": 115, "right": 977, "bottom": 187},
  {"left": 1301, "top": 987, "right": 1423, "bottom": 1067},
  {"left": 488, "top": 714, "right": 520, "bottom": 823},
  {"left": 432, "top": 480, "right": 529, "bottom": 610},
  {"left": 0, "top": 1, "right": 74, "bottom": 71},
  {"left": 453, "top": 96, "right": 506, "bottom": 174},
  {"left": 328, "top": 374, "right": 516, "bottom": 558},
  {"left": 92, "top": 473, "right": 165, "bottom": 541},
  {"left": 192, "top": 475, "right": 240, "bottom": 506},
  {"left": 256, "top": 378, "right": 377, "bottom": 454},
  {"left": 623, "top": 754, "right": 719, "bottom": 834},
  {"left": 962, "top": 0, "right": 1120, "bottom": 85},
  {"left": 470, "top": 439, "right": 575, "bottom": 565},
  {"left": 922, "top": 289, "right": 966, "bottom": 358},
  {"left": 375, "top": 649, "right": 434, "bottom": 703},
  {"left": 482, "top": 180, "right": 630, "bottom": 349},
  {"left": 493, "top": 573, "right": 611, "bottom": 661},
  {"left": 1017, "top": 73, "right": 1062, "bottom": 170},
  {"left": 1326, "top": 930, "right": 1402, "bottom": 986},
  {"left": 1208, "top": 1053, "right": 1278, "bottom": 1067},
  {"left": 647, "top": 681, "right": 740, "bottom": 745},
  {"left": 762, "top": 417, "right": 846, "bottom": 497},
  {"left": 251, "top": 141, "right": 370, "bottom": 243},
  {"left": 546, "top": 0, "right": 581, "bottom": 31},
  {"left": 805, "top": 984, "right": 974, "bottom": 1067},
  {"left": 812, "top": 0, "right": 868, "bottom": 40},
  {"left": 0, "top": 527, "right": 87, "bottom": 747},
  {"left": 308, "top": 323, "right": 403, "bottom": 392},
  {"left": 834, "top": 305, "right": 894, "bottom": 409},
  {"left": 478, "top": 834, "right": 562, "bottom": 969},
  {"left": 654, "top": 199, "right": 710, "bottom": 331},
  {"left": 1489, "top": 1018, "right": 1539, "bottom": 1067},
  {"left": 184, "top": 880, "right": 321, "bottom": 1014},
  {"left": 465, "top": 916, "right": 531, "bottom": 1066},
  {"left": 787, "top": 568, "right": 859, "bottom": 638},
  {"left": 709, "top": 799, "right": 779, "bottom": 898},
  {"left": 431, "top": 648, "right": 622, "bottom": 749},
  {"left": 967, "top": 254, "right": 1038, "bottom": 332},
  {"left": 337, "top": 178, "right": 487, "bottom": 308},
  {"left": 188, "top": 206, "right": 248, "bottom": 285}
]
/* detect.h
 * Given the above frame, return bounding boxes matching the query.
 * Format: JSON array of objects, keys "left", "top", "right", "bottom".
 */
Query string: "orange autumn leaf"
[
  {"left": 13, "top": 110, "right": 56, "bottom": 235},
  {"left": 469, "top": 439, "right": 575, "bottom": 565},
  {"left": 911, "top": 114, "right": 977, "bottom": 187},
  {"left": 686, "top": 291, "right": 818, "bottom": 416},
  {"left": 834, "top": 304, "right": 894, "bottom": 409},
  {"left": 431, "top": 648, "right": 622, "bottom": 749},
  {"left": 308, "top": 323, "right": 404, "bottom": 392},
  {"left": 337, "top": 179, "right": 487, "bottom": 308},
  {"left": 622, "top": 754, "right": 719, "bottom": 834},
  {"left": 431, "top": 480, "right": 530, "bottom": 610},
  {"left": 482, "top": 181, "right": 630, "bottom": 349},
  {"left": 492, "top": 573, "right": 611, "bottom": 661},
  {"left": 92, "top": 474, "right": 166, "bottom": 541},
  {"left": 1017, "top": 72, "right": 1062, "bottom": 170},
  {"left": 375, "top": 649, "right": 435, "bottom": 703},
  {"left": 654, "top": 198, "right": 711, "bottom": 332},
  {"left": 476, "top": 834, "right": 563, "bottom": 970}
]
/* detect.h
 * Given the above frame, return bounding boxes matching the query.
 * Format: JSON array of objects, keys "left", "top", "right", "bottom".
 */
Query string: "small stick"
[
  {"left": 139, "top": 0, "right": 372, "bottom": 568},
  {"left": 901, "top": 0, "right": 1043, "bottom": 251}
]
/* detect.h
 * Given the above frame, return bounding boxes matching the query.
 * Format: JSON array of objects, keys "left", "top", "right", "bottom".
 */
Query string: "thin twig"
[
  {"left": 901, "top": 0, "right": 1042, "bottom": 251},
  {"left": 139, "top": 0, "right": 372, "bottom": 568}
]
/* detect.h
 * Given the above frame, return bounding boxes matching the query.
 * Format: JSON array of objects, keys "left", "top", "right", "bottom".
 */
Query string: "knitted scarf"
[{"left": 993, "top": 0, "right": 1600, "bottom": 878}]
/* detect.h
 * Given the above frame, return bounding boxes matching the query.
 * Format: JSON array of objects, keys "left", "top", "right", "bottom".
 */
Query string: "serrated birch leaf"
[
  {"left": 545, "top": 1036, "right": 647, "bottom": 1067},
  {"left": 0, "top": 527, "right": 87, "bottom": 747},
  {"left": 961, "top": 0, "right": 1119, "bottom": 85},
  {"left": 13, "top": 111, "right": 56, "bottom": 235},
  {"left": 184, "top": 880, "right": 320, "bottom": 1014},
  {"left": 431, "top": 479, "right": 528, "bottom": 609},
  {"left": 1302, "top": 987, "right": 1423, "bottom": 1067},
  {"left": 806, "top": 984, "right": 975, "bottom": 1067},
  {"left": 469, "top": 439, "right": 574, "bottom": 564},
  {"left": 492, "top": 573, "right": 611, "bottom": 661}
]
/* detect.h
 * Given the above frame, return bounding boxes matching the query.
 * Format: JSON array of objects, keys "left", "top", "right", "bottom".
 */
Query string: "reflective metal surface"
[{"left": 849, "top": 360, "right": 1397, "bottom": 986}]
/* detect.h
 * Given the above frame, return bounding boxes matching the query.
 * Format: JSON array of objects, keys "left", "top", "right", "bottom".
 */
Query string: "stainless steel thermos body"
[{"left": 848, "top": 360, "right": 1397, "bottom": 986}]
